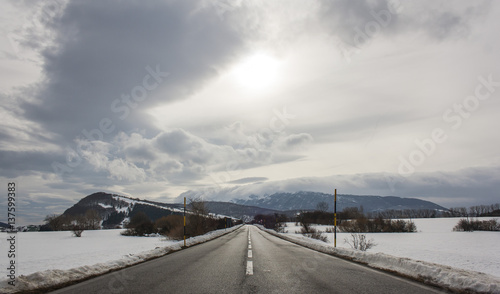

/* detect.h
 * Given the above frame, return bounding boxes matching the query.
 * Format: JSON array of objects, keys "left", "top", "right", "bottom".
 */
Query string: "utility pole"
[
  {"left": 334, "top": 188, "right": 337, "bottom": 248},
  {"left": 183, "top": 197, "right": 186, "bottom": 247}
]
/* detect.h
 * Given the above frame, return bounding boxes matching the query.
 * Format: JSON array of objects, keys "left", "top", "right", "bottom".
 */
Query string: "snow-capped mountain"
[{"left": 233, "top": 191, "right": 446, "bottom": 213}]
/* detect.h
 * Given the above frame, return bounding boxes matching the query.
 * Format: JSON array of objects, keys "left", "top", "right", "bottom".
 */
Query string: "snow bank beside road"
[
  {"left": 0, "top": 225, "right": 242, "bottom": 294},
  {"left": 258, "top": 226, "right": 500, "bottom": 294}
]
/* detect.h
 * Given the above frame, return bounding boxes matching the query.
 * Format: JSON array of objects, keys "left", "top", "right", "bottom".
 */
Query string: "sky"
[{"left": 1, "top": 0, "right": 499, "bottom": 225}]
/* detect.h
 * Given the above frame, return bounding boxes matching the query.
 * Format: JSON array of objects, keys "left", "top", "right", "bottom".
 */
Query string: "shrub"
[
  {"left": 309, "top": 228, "right": 328, "bottom": 242},
  {"left": 72, "top": 225, "right": 84, "bottom": 237},
  {"left": 156, "top": 215, "right": 183, "bottom": 235},
  {"left": 155, "top": 215, "right": 185, "bottom": 239},
  {"left": 274, "top": 222, "right": 285, "bottom": 233},
  {"left": 299, "top": 221, "right": 327, "bottom": 242},
  {"left": 339, "top": 217, "right": 416, "bottom": 233},
  {"left": 167, "top": 224, "right": 185, "bottom": 240},
  {"left": 122, "top": 211, "right": 155, "bottom": 236},
  {"left": 70, "top": 215, "right": 86, "bottom": 237},
  {"left": 344, "top": 233, "right": 376, "bottom": 251},
  {"left": 453, "top": 218, "right": 500, "bottom": 232}
]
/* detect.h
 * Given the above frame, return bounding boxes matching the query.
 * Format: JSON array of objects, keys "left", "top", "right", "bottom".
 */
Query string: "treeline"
[
  {"left": 369, "top": 209, "right": 440, "bottom": 219},
  {"left": 445, "top": 203, "right": 500, "bottom": 217},
  {"left": 122, "top": 199, "right": 241, "bottom": 238},
  {"left": 43, "top": 199, "right": 242, "bottom": 238},
  {"left": 252, "top": 206, "right": 416, "bottom": 233},
  {"left": 43, "top": 209, "right": 102, "bottom": 231}
]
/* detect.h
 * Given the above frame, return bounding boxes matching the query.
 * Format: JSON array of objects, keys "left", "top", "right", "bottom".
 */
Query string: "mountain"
[
  {"left": 204, "top": 201, "right": 281, "bottom": 223},
  {"left": 62, "top": 192, "right": 184, "bottom": 228},
  {"left": 59, "top": 191, "right": 447, "bottom": 229},
  {"left": 233, "top": 191, "right": 446, "bottom": 214}
]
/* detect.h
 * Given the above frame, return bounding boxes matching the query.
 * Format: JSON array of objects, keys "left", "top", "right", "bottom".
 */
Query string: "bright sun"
[{"left": 232, "top": 53, "right": 279, "bottom": 91}]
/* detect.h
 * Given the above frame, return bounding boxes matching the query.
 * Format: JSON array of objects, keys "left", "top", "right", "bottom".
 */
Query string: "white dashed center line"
[
  {"left": 246, "top": 260, "right": 253, "bottom": 275},
  {"left": 246, "top": 228, "right": 253, "bottom": 275}
]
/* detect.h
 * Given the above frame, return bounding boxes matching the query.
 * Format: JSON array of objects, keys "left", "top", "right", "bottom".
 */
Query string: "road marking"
[
  {"left": 248, "top": 250, "right": 252, "bottom": 258},
  {"left": 246, "top": 260, "right": 253, "bottom": 275},
  {"left": 248, "top": 244, "right": 252, "bottom": 249}
]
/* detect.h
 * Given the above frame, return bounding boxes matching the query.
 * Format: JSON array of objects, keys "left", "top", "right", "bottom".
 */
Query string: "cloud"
[
  {"left": 0, "top": 150, "right": 63, "bottom": 177},
  {"left": 1, "top": 0, "right": 500, "bottom": 225},
  {"left": 278, "top": 133, "right": 314, "bottom": 150},
  {"left": 228, "top": 177, "right": 268, "bottom": 184},
  {"left": 17, "top": 0, "right": 250, "bottom": 143},
  {"left": 178, "top": 165, "right": 500, "bottom": 208},
  {"left": 317, "top": 0, "right": 490, "bottom": 50}
]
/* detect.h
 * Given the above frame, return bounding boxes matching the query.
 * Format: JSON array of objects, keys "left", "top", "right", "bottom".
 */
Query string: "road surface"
[{"left": 52, "top": 225, "right": 446, "bottom": 293}]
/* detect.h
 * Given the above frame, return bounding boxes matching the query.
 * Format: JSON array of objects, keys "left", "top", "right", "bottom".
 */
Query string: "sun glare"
[{"left": 232, "top": 53, "right": 279, "bottom": 91}]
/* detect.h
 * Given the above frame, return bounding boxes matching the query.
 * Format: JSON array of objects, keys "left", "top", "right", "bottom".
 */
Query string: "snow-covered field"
[
  {"left": 1, "top": 229, "right": 172, "bottom": 276},
  {"left": 0, "top": 218, "right": 499, "bottom": 293},
  {"left": 284, "top": 217, "right": 500, "bottom": 278}
]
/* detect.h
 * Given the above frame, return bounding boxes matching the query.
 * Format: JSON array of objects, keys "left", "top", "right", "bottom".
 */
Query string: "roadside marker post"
[
  {"left": 184, "top": 197, "right": 186, "bottom": 247},
  {"left": 334, "top": 189, "right": 337, "bottom": 248}
]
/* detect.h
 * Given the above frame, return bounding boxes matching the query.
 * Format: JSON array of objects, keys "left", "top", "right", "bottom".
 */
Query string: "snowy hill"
[
  {"left": 62, "top": 192, "right": 184, "bottom": 228},
  {"left": 233, "top": 191, "right": 446, "bottom": 214}
]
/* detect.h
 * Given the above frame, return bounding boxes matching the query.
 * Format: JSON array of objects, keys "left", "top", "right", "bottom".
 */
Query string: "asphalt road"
[{"left": 51, "top": 225, "right": 446, "bottom": 294}]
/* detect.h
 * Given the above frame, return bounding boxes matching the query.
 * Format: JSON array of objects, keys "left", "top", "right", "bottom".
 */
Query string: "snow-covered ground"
[
  {"left": 0, "top": 226, "right": 242, "bottom": 293},
  {"left": 1, "top": 218, "right": 499, "bottom": 293},
  {"left": 284, "top": 217, "right": 500, "bottom": 278},
  {"left": 1, "top": 229, "right": 171, "bottom": 276}
]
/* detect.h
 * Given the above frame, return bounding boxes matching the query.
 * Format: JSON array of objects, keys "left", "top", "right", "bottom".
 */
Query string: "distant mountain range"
[
  {"left": 59, "top": 191, "right": 447, "bottom": 228},
  {"left": 233, "top": 191, "right": 446, "bottom": 213}
]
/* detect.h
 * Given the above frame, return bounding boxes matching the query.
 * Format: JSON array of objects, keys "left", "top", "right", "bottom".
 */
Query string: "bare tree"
[
  {"left": 85, "top": 209, "right": 102, "bottom": 230},
  {"left": 71, "top": 215, "right": 86, "bottom": 237},
  {"left": 344, "top": 233, "right": 376, "bottom": 251},
  {"left": 44, "top": 214, "right": 71, "bottom": 231},
  {"left": 188, "top": 198, "right": 215, "bottom": 236}
]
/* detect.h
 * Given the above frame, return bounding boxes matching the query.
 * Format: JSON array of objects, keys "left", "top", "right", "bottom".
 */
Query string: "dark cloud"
[
  {"left": 318, "top": 0, "right": 490, "bottom": 48},
  {"left": 19, "top": 0, "right": 248, "bottom": 143},
  {"left": 0, "top": 150, "right": 63, "bottom": 177}
]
